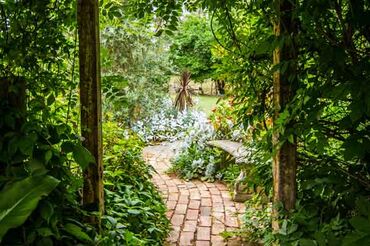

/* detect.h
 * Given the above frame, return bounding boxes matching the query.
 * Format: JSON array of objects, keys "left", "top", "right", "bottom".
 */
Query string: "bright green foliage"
[
  {"left": 0, "top": 175, "right": 60, "bottom": 240},
  {"left": 169, "top": 14, "right": 215, "bottom": 81},
  {"left": 195, "top": 95, "right": 219, "bottom": 116},
  {"left": 0, "top": 0, "right": 97, "bottom": 244},
  {"left": 100, "top": 122, "right": 169, "bottom": 245}
]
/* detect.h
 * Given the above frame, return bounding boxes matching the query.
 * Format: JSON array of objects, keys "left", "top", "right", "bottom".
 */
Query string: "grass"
[
  {"left": 194, "top": 95, "right": 220, "bottom": 116},
  {"left": 170, "top": 93, "right": 220, "bottom": 116}
]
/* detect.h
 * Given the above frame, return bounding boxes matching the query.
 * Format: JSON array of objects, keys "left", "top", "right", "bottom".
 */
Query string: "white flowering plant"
[
  {"left": 133, "top": 98, "right": 208, "bottom": 143},
  {"left": 133, "top": 97, "right": 234, "bottom": 182},
  {"left": 169, "top": 113, "right": 225, "bottom": 181}
]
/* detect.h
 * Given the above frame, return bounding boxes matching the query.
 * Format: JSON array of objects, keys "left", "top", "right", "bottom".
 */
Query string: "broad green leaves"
[
  {"left": 72, "top": 145, "right": 96, "bottom": 170},
  {"left": 62, "top": 141, "right": 96, "bottom": 169},
  {"left": 63, "top": 223, "right": 92, "bottom": 242},
  {"left": 0, "top": 175, "right": 60, "bottom": 240}
]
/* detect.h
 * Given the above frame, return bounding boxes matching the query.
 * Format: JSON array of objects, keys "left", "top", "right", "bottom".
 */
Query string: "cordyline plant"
[{"left": 174, "top": 71, "right": 194, "bottom": 111}]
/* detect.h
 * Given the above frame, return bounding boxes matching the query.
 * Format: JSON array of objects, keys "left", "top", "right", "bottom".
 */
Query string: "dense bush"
[
  {"left": 0, "top": 1, "right": 98, "bottom": 244},
  {"left": 209, "top": 98, "right": 246, "bottom": 141},
  {"left": 100, "top": 122, "right": 169, "bottom": 245}
]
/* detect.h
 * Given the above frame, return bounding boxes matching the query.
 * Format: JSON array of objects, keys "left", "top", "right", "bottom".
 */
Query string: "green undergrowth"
[{"left": 100, "top": 121, "right": 169, "bottom": 245}]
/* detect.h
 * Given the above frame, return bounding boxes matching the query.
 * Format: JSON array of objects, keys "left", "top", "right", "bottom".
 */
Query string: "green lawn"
[{"left": 194, "top": 95, "right": 220, "bottom": 116}]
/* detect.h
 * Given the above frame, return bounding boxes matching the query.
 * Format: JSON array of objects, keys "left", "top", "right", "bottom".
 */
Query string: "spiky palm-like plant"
[{"left": 174, "top": 71, "right": 194, "bottom": 111}]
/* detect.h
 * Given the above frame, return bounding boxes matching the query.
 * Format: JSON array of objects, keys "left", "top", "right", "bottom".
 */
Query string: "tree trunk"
[
  {"left": 216, "top": 80, "right": 225, "bottom": 95},
  {"left": 77, "top": 0, "right": 104, "bottom": 226},
  {"left": 272, "top": 0, "right": 298, "bottom": 231}
]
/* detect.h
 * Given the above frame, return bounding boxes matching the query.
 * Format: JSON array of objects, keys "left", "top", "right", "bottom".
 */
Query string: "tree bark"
[
  {"left": 272, "top": 0, "right": 298, "bottom": 231},
  {"left": 77, "top": 0, "right": 104, "bottom": 226},
  {"left": 216, "top": 80, "right": 225, "bottom": 95}
]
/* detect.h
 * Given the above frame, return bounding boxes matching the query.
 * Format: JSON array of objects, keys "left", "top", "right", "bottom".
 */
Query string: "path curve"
[{"left": 143, "top": 142, "right": 245, "bottom": 246}]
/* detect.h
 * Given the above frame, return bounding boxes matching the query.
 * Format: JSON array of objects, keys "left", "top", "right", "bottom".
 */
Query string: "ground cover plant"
[{"left": 101, "top": 122, "right": 169, "bottom": 245}]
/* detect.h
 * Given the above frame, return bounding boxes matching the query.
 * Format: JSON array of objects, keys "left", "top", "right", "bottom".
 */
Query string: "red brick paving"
[{"left": 143, "top": 144, "right": 246, "bottom": 246}]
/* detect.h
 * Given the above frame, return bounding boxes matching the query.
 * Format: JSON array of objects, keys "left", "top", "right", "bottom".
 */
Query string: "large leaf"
[
  {"left": 63, "top": 223, "right": 92, "bottom": 242},
  {"left": 0, "top": 175, "right": 60, "bottom": 240},
  {"left": 72, "top": 144, "right": 96, "bottom": 170}
]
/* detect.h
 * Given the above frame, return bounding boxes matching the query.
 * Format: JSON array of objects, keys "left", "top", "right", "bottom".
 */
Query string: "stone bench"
[{"left": 207, "top": 140, "right": 251, "bottom": 202}]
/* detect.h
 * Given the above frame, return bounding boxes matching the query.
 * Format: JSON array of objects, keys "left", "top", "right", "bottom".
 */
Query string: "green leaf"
[
  {"left": 349, "top": 217, "right": 370, "bottom": 233},
  {"left": 288, "top": 134, "right": 295, "bottom": 144},
  {"left": 356, "top": 197, "right": 370, "bottom": 216},
  {"left": 37, "top": 227, "right": 54, "bottom": 237},
  {"left": 28, "top": 159, "right": 47, "bottom": 175},
  {"left": 299, "top": 239, "right": 317, "bottom": 246},
  {"left": 40, "top": 201, "right": 54, "bottom": 224},
  {"left": 36, "top": 237, "right": 53, "bottom": 246},
  {"left": 343, "top": 232, "right": 370, "bottom": 246},
  {"left": 45, "top": 150, "right": 52, "bottom": 163},
  {"left": 47, "top": 94, "right": 55, "bottom": 106},
  {"left": 72, "top": 145, "right": 95, "bottom": 169},
  {"left": 127, "top": 209, "right": 141, "bottom": 215},
  {"left": 279, "top": 220, "right": 288, "bottom": 235},
  {"left": 18, "top": 137, "right": 34, "bottom": 156},
  {"left": 0, "top": 175, "right": 60, "bottom": 240},
  {"left": 61, "top": 141, "right": 74, "bottom": 153},
  {"left": 63, "top": 223, "right": 92, "bottom": 242}
]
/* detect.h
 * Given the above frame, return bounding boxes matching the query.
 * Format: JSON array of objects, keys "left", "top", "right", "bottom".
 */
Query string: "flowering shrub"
[
  {"left": 133, "top": 97, "right": 244, "bottom": 182},
  {"left": 209, "top": 98, "right": 246, "bottom": 141},
  {"left": 133, "top": 98, "right": 210, "bottom": 143},
  {"left": 169, "top": 114, "right": 225, "bottom": 181}
]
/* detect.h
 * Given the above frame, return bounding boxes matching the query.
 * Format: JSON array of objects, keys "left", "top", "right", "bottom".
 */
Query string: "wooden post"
[
  {"left": 77, "top": 0, "right": 104, "bottom": 225},
  {"left": 272, "top": 0, "right": 298, "bottom": 231}
]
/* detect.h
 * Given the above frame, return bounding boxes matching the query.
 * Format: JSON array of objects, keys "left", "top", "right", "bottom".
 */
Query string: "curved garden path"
[{"left": 143, "top": 142, "right": 246, "bottom": 246}]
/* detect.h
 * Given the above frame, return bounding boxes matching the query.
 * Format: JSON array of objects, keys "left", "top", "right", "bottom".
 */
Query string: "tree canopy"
[{"left": 169, "top": 14, "right": 215, "bottom": 81}]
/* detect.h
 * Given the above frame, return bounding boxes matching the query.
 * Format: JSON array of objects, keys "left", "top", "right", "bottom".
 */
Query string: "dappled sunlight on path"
[{"left": 143, "top": 143, "right": 246, "bottom": 246}]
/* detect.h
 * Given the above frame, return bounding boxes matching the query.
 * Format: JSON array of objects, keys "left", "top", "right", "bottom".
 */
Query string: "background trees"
[
  {"left": 169, "top": 14, "right": 215, "bottom": 82},
  {"left": 101, "top": 19, "right": 173, "bottom": 125}
]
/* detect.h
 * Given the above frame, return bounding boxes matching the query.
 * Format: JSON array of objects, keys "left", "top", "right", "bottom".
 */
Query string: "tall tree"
[
  {"left": 77, "top": 0, "right": 104, "bottom": 225},
  {"left": 169, "top": 14, "right": 215, "bottom": 82},
  {"left": 272, "top": 0, "right": 298, "bottom": 230}
]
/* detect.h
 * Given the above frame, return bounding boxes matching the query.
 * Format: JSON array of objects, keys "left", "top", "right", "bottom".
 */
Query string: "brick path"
[{"left": 143, "top": 142, "right": 246, "bottom": 246}]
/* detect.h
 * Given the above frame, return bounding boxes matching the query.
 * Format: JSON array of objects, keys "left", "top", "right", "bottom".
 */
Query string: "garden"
[{"left": 0, "top": 0, "right": 370, "bottom": 246}]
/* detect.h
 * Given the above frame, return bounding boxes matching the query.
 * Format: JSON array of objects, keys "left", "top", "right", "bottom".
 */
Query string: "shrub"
[
  {"left": 209, "top": 98, "right": 246, "bottom": 141},
  {"left": 99, "top": 122, "right": 169, "bottom": 245},
  {"left": 169, "top": 112, "right": 223, "bottom": 181},
  {"left": 133, "top": 98, "right": 209, "bottom": 143}
]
